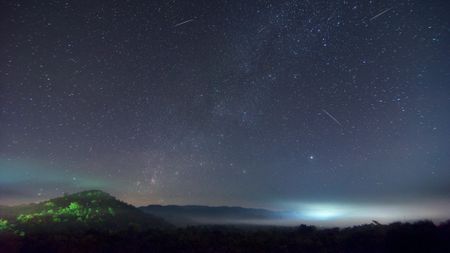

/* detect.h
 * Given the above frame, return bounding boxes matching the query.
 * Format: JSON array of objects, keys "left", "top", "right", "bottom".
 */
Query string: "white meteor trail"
[
  {"left": 322, "top": 109, "right": 343, "bottom": 127},
  {"left": 173, "top": 19, "right": 195, "bottom": 28},
  {"left": 369, "top": 8, "right": 392, "bottom": 21}
]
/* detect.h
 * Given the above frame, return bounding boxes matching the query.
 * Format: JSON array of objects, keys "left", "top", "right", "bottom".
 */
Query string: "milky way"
[{"left": 1, "top": 0, "right": 449, "bottom": 224}]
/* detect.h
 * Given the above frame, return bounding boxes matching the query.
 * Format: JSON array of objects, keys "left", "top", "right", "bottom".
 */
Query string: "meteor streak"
[
  {"left": 322, "top": 109, "right": 343, "bottom": 127},
  {"left": 369, "top": 8, "right": 392, "bottom": 21},
  {"left": 173, "top": 19, "right": 195, "bottom": 28}
]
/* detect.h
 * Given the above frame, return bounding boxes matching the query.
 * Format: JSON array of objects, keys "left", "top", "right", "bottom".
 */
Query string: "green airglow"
[{"left": 0, "top": 159, "right": 113, "bottom": 205}]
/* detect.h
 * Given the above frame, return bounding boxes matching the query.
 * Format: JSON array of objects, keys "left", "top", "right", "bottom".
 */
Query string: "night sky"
[{"left": 1, "top": 0, "right": 449, "bottom": 224}]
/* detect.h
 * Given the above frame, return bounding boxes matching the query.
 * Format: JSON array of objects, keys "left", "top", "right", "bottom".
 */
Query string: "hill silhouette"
[
  {"left": 0, "top": 190, "right": 170, "bottom": 235},
  {"left": 1, "top": 191, "right": 450, "bottom": 253}
]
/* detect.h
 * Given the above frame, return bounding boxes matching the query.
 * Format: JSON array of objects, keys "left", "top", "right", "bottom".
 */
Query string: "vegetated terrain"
[
  {"left": 0, "top": 190, "right": 170, "bottom": 236},
  {"left": 1, "top": 191, "right": 449, "bottom": 253}
]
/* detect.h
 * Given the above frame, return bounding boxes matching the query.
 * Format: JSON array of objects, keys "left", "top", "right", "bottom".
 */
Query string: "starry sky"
[{"left": 1, "top": 0, "right": 449, "bottom": 223}]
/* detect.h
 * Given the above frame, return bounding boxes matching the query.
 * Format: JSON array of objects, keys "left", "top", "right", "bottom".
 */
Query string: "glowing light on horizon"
[
  {"left": 281, "top": 201, "right": 450, "bottom": 225},
  {"left": 292, "top": 203, "right": 346, "bottom": 220}
]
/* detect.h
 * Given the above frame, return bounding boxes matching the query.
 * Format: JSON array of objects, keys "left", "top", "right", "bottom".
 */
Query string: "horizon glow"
[{"left": 280, "top": 200, "right": 450, "bottom": 225}]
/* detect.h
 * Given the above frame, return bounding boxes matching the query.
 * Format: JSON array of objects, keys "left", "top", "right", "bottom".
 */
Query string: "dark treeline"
[{"left": 1, "top": 220, "right": 450, "bottom": 253}]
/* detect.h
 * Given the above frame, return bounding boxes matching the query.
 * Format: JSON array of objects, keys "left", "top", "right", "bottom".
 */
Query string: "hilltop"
[{"left": 0, "top": 190, "right": 171, "bottom": 235}]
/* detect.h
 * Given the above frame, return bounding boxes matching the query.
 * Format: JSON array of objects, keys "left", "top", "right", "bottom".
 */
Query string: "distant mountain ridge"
[
  {"left": 0, "top": 190, "right": 295, "bottom": 235},
  {"left": 0, "top": 190, "right": 171, "bottom": 235},
  {"left": 140, "top": 204, "right": 287, "bottom": 226}
]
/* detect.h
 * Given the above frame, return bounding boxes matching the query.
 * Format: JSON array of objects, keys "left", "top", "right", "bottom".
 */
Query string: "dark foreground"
[{"left": 1, "top": 220, "right": 450, "bottom": 253}]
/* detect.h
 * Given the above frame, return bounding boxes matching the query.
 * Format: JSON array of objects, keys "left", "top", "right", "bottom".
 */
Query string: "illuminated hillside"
[{"left": 0, "top": 190, "right": 170, "bottom": 236}]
